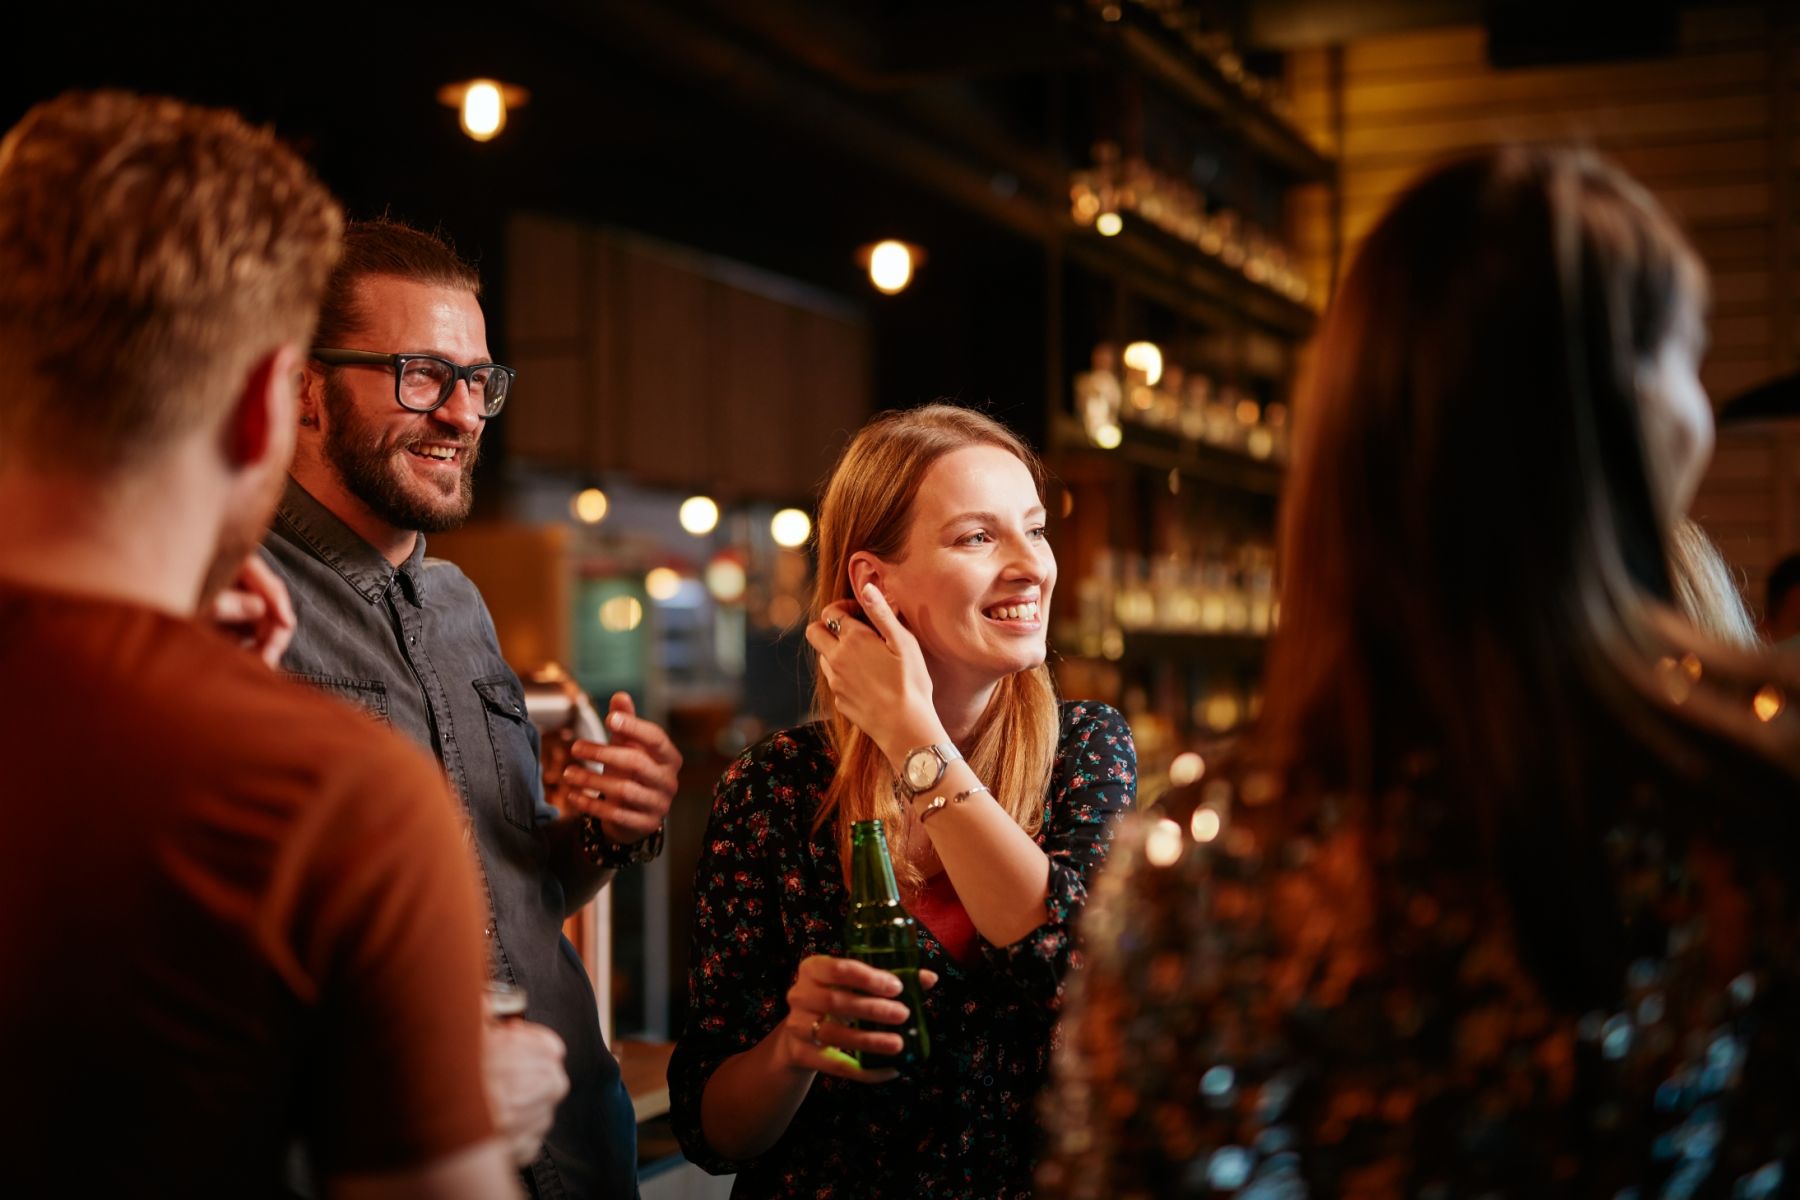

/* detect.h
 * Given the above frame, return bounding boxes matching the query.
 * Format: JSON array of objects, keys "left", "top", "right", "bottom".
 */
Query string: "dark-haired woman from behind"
[{"left": 1040, "top": 147, "right": 1800, "bottom": 1198}]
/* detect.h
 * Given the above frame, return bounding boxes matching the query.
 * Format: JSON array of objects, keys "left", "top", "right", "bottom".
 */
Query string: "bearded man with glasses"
[{"left": 245, "top": 217, "right": 679, "bottom": 1200}]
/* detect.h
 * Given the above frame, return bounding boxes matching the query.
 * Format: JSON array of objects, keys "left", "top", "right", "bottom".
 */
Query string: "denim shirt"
[{"left": 262, "top": 479, "right": 637, "bottom": 1200}]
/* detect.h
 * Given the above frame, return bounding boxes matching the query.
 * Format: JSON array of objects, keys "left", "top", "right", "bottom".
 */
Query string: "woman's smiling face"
[{"left": 865, "top": 444, "right": 1056, "bottom": 699}]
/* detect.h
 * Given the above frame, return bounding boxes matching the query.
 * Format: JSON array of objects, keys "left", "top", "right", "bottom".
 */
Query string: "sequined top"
[
  {"left": 671, "top": 702, "right": 1136, "bottom": 1199},
  {"left": 1039, "top": 758, "right": 1800, "bottom": 1200}
]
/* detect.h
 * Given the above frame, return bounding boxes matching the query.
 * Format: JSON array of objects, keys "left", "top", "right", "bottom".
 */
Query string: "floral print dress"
[{"left": 670, "top": 701, "right": 1136, "bottom": 1199}]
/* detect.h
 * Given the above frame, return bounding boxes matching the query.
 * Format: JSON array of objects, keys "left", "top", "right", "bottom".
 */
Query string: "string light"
[
  {"left": 679, "top": 496, "right": 720, "bottom": 536},
  {"left": 770, "top": 508, "right": 812, "bottom": 549}
]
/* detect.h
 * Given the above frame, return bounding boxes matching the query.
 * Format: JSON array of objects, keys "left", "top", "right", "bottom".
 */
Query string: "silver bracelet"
[{"left": 915, "top": 783, "right": 991, "bottom": 826}]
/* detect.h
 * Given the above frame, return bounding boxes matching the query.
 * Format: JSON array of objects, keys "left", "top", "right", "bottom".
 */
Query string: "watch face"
[{"left": 904, "top": 748, "right": 940, "bottom": 790}]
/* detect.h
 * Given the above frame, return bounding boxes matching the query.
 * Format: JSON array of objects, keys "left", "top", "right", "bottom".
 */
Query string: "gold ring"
[{"left": 809, "top": 1014, "right": 828, "bottom": 1046}]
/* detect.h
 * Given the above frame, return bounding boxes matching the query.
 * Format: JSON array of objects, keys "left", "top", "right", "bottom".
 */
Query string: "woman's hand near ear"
[{"left": 805, "top": 583, "right": 945, "bottom": 769}]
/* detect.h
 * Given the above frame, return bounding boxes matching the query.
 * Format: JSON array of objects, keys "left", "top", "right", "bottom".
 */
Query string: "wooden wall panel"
[
  {"left": 505, "top": 214, "right": 590, "bottom": 468},
  {"left": 1288, "top": 3, "right": 1799, "bottom": 614},
  {"left": 618, "top": 243, "right": 713, "bottom": 488},
  {"left": 504, "top": 215, "right": 873, "bottom": 501},
  {"left": 712, "top": 281, "right": 796, "bottom": 496}
]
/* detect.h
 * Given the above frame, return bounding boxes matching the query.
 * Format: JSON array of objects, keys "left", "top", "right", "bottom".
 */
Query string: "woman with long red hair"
[{"left": 671, "top": 403, "right": 1136, "bottom": 1198}]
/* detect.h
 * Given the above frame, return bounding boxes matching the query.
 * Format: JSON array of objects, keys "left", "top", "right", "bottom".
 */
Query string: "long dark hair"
[{"left": 1248, "top": 147, "right": 1781, "bottom": 1004}]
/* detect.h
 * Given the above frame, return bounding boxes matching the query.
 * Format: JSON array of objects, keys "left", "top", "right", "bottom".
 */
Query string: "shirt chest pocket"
[
  {"left": 473, "top": 674, "right": 543, "bottom": 832},
  {"left": 286, "top": 673, "right": 391, "bottom": 726}
]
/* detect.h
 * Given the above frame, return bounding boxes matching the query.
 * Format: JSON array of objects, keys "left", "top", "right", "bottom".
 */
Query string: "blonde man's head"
[{"left": 0, "top": 90, "right": 342, "bottom": 470}]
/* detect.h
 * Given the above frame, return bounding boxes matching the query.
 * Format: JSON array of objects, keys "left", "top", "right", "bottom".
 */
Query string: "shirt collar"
[{"left": 272, "top": 478, "right": 430, "bottom": 607}]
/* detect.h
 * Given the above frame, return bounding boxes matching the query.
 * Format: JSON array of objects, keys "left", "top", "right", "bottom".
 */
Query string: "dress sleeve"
[
  {"left": 979, "top": 702, "right": 1136, "bottom": 1007},
  {"left": 668, "top": 739, "right": 797, "bottom": 1175},
  {"left": 284, "top": 740, "right": 496, "bottom": 1176}
]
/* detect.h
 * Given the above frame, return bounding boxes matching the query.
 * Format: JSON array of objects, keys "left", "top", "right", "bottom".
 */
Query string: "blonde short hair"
[{"left": 0, "top": 90, "right": 343, "bottom": 469}]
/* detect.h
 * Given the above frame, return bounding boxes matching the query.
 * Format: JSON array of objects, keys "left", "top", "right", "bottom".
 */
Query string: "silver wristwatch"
[{"left": 893, "top": 742, "right": 964, "bottom": 801}]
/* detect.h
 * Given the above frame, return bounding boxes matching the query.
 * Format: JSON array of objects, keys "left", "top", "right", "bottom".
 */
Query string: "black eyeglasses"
[{"left": 310, "top": 348, "right": 515, "bottom": 417}]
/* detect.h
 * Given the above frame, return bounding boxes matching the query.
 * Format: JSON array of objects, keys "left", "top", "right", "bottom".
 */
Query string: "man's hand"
[
  {"left": 559, "top": 692, "right": 682, "bottom": 845},
  {"left": 483, "top": 1019, "right": 568, "bottom": 1167},
  {"left": 205, "top": 553, "right": 296, "bottom": 667}
]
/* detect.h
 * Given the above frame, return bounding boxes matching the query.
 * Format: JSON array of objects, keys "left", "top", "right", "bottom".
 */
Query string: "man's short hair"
[
  {"left": 0, "top": 90, "right": 342, "bottom": 470},
  {"left": 312, "top": 218, "right": 482, "bottom": 349}
]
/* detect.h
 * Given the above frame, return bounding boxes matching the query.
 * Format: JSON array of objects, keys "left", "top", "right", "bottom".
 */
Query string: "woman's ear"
[{"left": 847, "top": 552, "right": 883, "bottom": 601}]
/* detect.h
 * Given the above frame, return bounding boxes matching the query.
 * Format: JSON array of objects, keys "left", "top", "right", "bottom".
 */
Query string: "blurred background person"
[
  {"left": 1041, "top": 147, "right": 1800, "bottom": 1199},
  {"left": 671, "top": 405, "right": 1136, "bottom": 1198},
  {"left": 0, "top": 91, "right": 515, "bottom": 1197}
]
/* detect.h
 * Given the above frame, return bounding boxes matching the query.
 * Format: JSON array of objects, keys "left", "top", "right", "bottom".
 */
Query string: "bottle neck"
[{"left": 849, "top": 821, "right": 901, "bottom": 906}]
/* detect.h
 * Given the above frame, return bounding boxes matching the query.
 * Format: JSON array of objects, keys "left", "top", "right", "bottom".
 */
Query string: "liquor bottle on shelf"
[
  {"left": 844, "top": 820, "right": 931, "bottom": 1071},
  {"left": 1153, "top": 363, "right": 1184, "bottom": 431},
  {"left": 1180, "top": 372, "right": 1211, "bottom": 442},
  {"left": 1074, "top": 344, "right": 1123, "bottom": 445},
  {"left": 1265, "top": 402, "right": 1291, "bottom": 463}
]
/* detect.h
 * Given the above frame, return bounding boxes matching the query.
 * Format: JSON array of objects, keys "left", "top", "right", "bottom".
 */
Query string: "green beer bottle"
[{"left": 844, "top": 819, "right": 931, "bottom": 1070}]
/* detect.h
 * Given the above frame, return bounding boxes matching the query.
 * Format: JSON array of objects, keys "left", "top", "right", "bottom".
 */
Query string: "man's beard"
[{"left": 321, "top": 373, "right": 481, "bottom": 535}]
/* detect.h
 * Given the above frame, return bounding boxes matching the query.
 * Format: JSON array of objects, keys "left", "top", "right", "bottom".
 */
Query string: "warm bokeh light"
[
  {"left": 1096, "top": 211, "right": 1123, "bottom": 237},
  {"left": 706, "top": 557, "right": 748, "bottom": 602},
  {"left": 571, "top": 487, "right": 609, "bottom": 524},
  {"left": 770, "top": 508, "right": 812, "bottom": 548},
  {"left": 1145, "top": 817, "right": 1184, "bottom": 867},
  {"left": 1122, "top": 341, "right": 1163, "bottom": 386},
  {"left": 460, "top": 80, "right": 506, "bottom": 141},
  {"left": 1204, "top": 692, "right": 1241, "bottom": 732},
  {"left": 679, "top": 495, "right": 720, "bottom": 536},
  {"left": 1754, "top": 683, "right": 1785, "bottom": 722},
  {"left": 598, "top": 595, "right": 643, "bottom": 632},
  {"left": 1191, "top": 807, "right": 1222, "bottom": 843},
  {"left": 868, "top": 240, "right": 914, "bottom": 294},
  {"left": 1093, "top": 422, "right": 1123, "bottom": 449},
  {"left": 1169, "top": 752, "right": 1205, "bottom": 787},
  {"left": 768, "top": 594, "right": 805, "bottom": 628},
  {"left": 645, "top": 567, "right": 682, "bottom": 602}
]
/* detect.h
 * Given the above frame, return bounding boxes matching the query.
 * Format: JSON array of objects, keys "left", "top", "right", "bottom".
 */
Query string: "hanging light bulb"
[
  {"left": 679, "top": 496, "right": 720, "bottom": 536},
  {"left": 571, "top": 487, "right": 608, "bottom": 524},
  {"left": 437, "top": 79, "right": 530, "bottom": 143},
  {"left": 770, "top": 508, "right": 812, "bottom": 549},
  {"left": 856, "top": 240, "right": 927, "bottom": 295}
]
